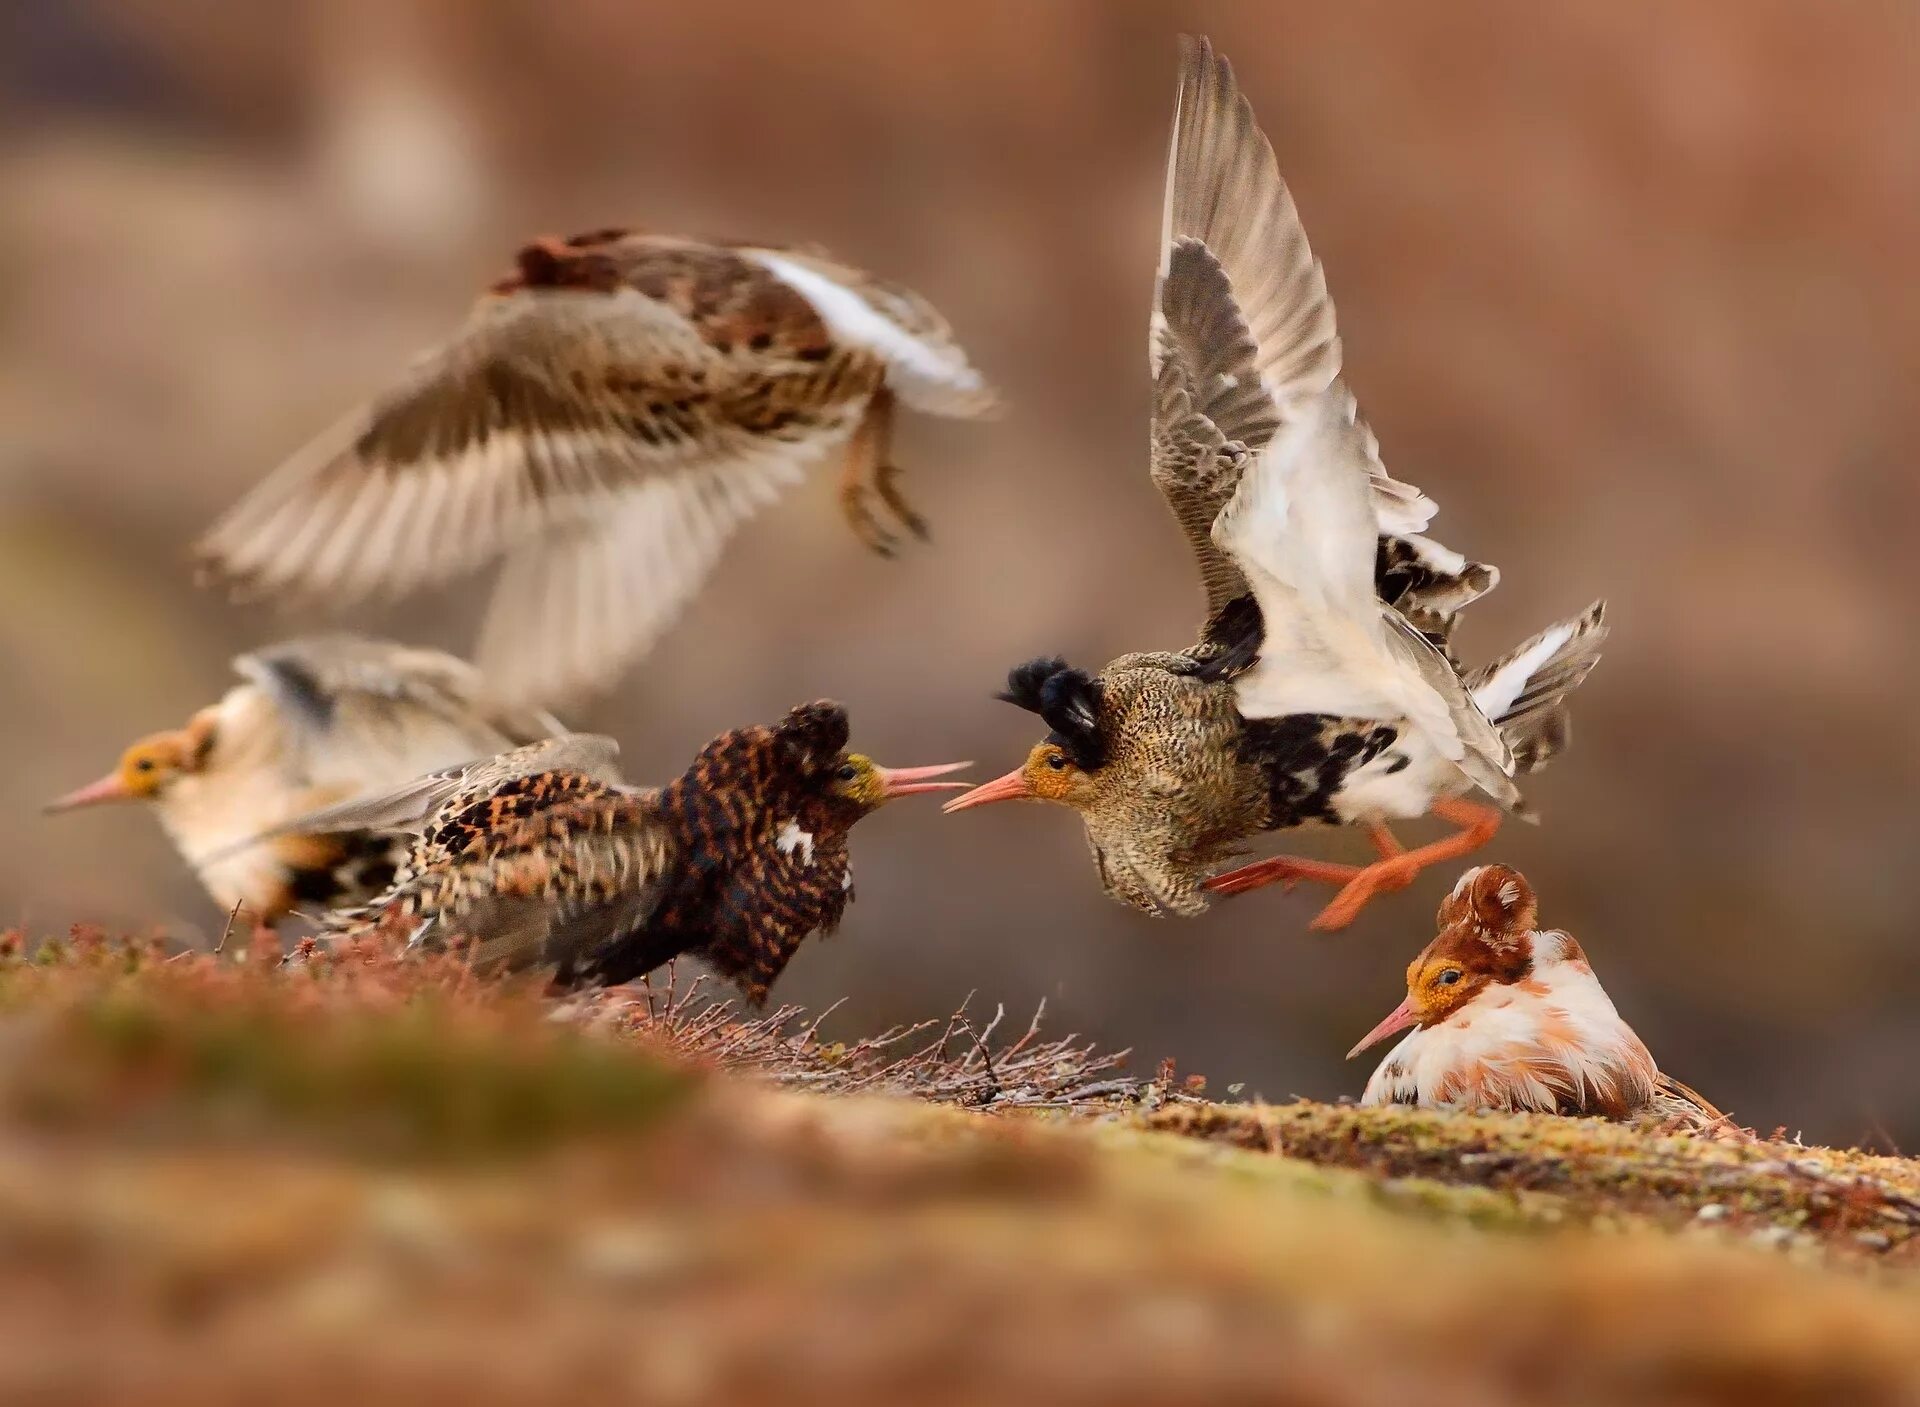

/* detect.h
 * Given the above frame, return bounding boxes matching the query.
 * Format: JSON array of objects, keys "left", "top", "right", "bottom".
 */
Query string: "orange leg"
[
  {"left": 1203, "top": 854, "right": 1366, "bottom": 897},
  {"left": 1310, "top": 799, "right": 1503, "bottom": 931},
  {"left": 1203, "top": 799, "right": 1502, "bottom": 930}
]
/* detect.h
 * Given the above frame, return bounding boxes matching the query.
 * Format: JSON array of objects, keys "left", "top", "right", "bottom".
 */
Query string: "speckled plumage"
[
  {"left": 949, "top": 38, "right": 1606, "bottom": 929},
  {"left": 322, "top": 703, "right": 954, "bottom": 1003},
  {"left": 195, "top": 231, "right": 995, "bottom": 708}
]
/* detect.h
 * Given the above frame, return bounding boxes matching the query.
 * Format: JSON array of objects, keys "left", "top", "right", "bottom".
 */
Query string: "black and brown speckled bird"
[
  {"left": 945, "top": 38, "right": 1606, "bottom": 930},
  {"left": 195, "top": 232, "right": 996, "bottom": 707},
  {"left": 43, "top": 635, "right": 561, "bottom": 932},
  {"left": 298, "top": 705, "right": 967, "bottom": 1003}
]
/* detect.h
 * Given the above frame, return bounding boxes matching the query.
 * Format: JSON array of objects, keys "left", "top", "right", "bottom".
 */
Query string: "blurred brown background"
[{"left": 4, "top": 1, "right": 1916, "bottom": 1145}]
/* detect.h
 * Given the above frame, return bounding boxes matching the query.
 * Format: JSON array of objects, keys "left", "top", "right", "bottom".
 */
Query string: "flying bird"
[
  {"left": 944, "top": 36, "right": 1605, "bottom": 930},
  {"left": 195, "top": 231, "right": 996, "bottom": 707},
  {"left": 1349, "top": 864, "right": 1725, "bottom": 1130},
  {"left": 44, "top": 636, "right": 561, "bottom": 932},
  {"left": 295, "top": 704, "right": 967, "bottom": 1003}
]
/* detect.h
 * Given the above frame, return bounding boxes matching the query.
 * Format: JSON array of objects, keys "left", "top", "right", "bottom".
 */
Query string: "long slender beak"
[
  {"left": 876, "top": 761, "right": 973, "bottom": 798},
  {"left": 941, "top": 766, "right": 1033, "bottom": 813},
  {"left": 44, "top": 773, "right": 133, "bottom": 813},
  {"left": 1346, "top": 996, "right": 1418, "bottom": 1060}
]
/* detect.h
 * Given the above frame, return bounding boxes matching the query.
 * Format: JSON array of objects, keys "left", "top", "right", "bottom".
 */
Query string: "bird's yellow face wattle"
[
  {"left": 1402, "top": 952, "right": 1481, "bottom": 1027},
  {"left": 1346, "top": 927, "right": 1525, "bottom": 1060},
  {"left": 829, "top": 754, "right": 972, "bottom": 814},
  {"left": 45, "top": 730, "right": 200, "bottom": 812},
  {"left": 942, "top": 741, "right": 1097, "bottom": 814}
]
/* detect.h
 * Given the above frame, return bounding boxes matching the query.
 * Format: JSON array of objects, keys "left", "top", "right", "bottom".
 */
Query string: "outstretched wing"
[
  {"left": 197, "top": 242, "right": 883, "bottom": 706},
  {"left": 234, "top": 634, "right": 564, "bottom": 791},
  {"left": 1152, "top": 36, "right": 1493, "bottom": 642},
  {"left": 1150, "top": 239, "right": 1275, "bottom": 620}
]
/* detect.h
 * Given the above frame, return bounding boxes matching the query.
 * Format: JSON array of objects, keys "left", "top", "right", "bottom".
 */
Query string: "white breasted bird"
[{"left": 44, "top": 635, "right": 560, "bottom": 933}]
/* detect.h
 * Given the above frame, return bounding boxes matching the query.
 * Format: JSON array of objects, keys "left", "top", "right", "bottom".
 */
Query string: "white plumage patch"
[
  {"left": 1469, "top": 620, "right": 1575, "bottom": 721},
  {"left": 746, "top": 251, "right": 988, "bottom": 412},
  {"left": 776, "top": 820, "right": 815, "bottom": 865}
]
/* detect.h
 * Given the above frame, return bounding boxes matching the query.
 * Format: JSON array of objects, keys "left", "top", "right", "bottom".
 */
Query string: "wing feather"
[
  {"left": 1155, "top": 34, "right": 1440, "bottom": 555},
  {"left": 1213, "top": 389, "right": 1520, "bottom": 804},
  {"left": 473, "top": 450, "right": 823, "bottom": 707},
  {"left": 195, "top": 289, "right": 838, "bottom": 607}
]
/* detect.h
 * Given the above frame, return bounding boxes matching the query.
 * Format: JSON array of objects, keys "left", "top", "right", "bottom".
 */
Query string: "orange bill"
[{"left": 941, "top": 766, "right": 1033, "bottom": 813}]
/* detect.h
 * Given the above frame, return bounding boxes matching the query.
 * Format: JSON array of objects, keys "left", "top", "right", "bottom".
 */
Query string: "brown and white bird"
[
  {"left": 43, "top": 636, "right": 561, "bottom": 931},
  {"left": 195, "top": 231, "right": 996, "bottom": 707},
  {"left": 1349, "top": 864, "right": 1723, "bottom": 1128},
  {"left": 293, "top": 704, "right": 968, "bottom": 1003},
  {"left": 944, "top": 37, "right": 1605, "bottom": 929}
]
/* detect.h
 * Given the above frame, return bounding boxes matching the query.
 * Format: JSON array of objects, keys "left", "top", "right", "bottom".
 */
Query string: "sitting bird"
[
  {"left": 43, "top": 636, "right": 561, "bottom": 934},
  {"left": 944, "top": 36, "right": 1604, "bottom": 929},
  {"left": 290, "top": 704, "right": 968, "bottom": 1003},
  {"left": 194, "top": 231, "right": 996, "bottom": 708},
  {"left": 1349, "top": 864, "right": 1725, "bottom": 1130}
]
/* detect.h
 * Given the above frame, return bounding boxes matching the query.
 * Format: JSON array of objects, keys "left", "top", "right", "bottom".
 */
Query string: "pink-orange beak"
[
  {"left": 876, "top": 761, "right": 973, "bottom": 798},
  {"left": 43, "top": 773, "right": 134, "bottom": 813},
  {"left": 1346, "top": 996, "right": 1417, "bottom": 1060},
  {"left": 941, "top": 766, "right": 1033, "bottom": 813}
]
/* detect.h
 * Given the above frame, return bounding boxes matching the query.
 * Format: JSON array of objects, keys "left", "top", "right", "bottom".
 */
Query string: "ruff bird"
[
  {"left": 195, "top": 231, "right": 995, "bottom": 706},
  {"left": 944, "top": 36, "right": 1605, "bottom": 929},
  {"left": 1350, "top": 864, "right": 1724, "bottom": 1130},
  {"left": 44, "top": 636, "right": 560, "bottom": 931},
  {"left": 290, "top": 705, "right": 967, "bottom": 1003}
]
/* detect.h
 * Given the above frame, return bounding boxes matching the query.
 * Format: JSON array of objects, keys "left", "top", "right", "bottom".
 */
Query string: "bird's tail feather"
[{"left": 1467, "top": 601, "right": 1607, "bottom": 773}]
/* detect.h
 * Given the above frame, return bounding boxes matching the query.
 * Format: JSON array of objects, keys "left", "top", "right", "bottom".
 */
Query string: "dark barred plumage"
[{"left": 321, "top": 703, "right": 957, "bottom": 1004}]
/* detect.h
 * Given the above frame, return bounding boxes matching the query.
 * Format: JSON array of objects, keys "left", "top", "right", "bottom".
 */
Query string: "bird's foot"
[
  {"left": 873, "top": 460, "right": 931, "bottom": 543},
  {"left": 839, "top": 478, "right": 900, "bottom": 558},
  {"left": 1308, "top": 800, "right": 1504, "bottom": 930},
  {"left": 1204, "top": 854, "right": 1365, "bottom": 898},
  {"left": 1306, "top": 858, "right": 1423, "bottom": 931}
]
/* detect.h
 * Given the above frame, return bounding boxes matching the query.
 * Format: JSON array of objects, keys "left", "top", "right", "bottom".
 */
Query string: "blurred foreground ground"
[{"left": 4, "top": 931, "right": 1920, "bottom": 1405}]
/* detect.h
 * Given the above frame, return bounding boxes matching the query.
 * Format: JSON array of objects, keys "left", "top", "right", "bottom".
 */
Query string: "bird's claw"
[
  {"left": 874, "top": 461, "right": 931, "bottom": 543},
  {"left": 840, "top": 482, "right": 901, "bottom": 558}
]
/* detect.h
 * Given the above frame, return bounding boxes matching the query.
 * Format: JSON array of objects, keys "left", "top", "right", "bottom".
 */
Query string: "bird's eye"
[
  {"left": 134, "top": 759, "right": 155, "bottom": 773},
  {"left": 836, "top": 763, "right": 856, "bottom": 782},
  {"left": 1437, "top": 969, "right": 1462, "bottom": 986},
  {"left": 1046, "top": 754, "right": 1068, "bottom": 771}
]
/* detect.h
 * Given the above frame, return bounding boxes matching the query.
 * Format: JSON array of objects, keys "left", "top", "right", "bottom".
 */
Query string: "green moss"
[{"left": 1133, "top": 1100, "right": 1920, "bottom": 1257}]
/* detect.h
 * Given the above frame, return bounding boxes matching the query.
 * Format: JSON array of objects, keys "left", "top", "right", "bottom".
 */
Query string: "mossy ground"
[{"left": 3, "top": 929, "right": 1919, "bottom": 1405}]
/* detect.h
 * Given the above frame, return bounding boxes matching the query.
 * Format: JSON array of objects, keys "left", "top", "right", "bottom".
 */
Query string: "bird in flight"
[
  {"left": 196, "top": 231, "right": 995, "bottom": 708},
  {"left": 945, "top": 36, "right": 1604, "bottom": 929}
]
